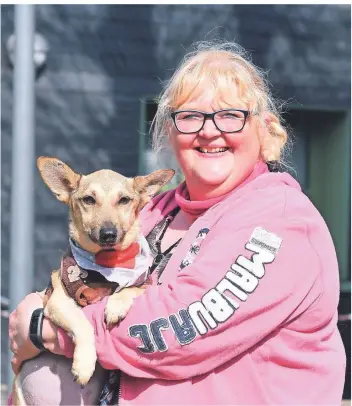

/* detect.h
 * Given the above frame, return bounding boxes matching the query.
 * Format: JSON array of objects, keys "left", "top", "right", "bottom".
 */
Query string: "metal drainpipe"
[{"left": 8, "top": 4, "right": 36, "bottom": 389}]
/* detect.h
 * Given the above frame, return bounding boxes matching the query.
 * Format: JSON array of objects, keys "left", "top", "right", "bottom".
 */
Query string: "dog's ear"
[
  {"left": 37, "top": 157, "right": 81, "bottom": 204},
  {"left": 134, "top": 169, "right": 175, "bottom": 210}
]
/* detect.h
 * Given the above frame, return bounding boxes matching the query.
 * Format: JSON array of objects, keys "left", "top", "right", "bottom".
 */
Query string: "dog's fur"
[{"left": 12, "top": 157, "right": 174, "bottom": 405}]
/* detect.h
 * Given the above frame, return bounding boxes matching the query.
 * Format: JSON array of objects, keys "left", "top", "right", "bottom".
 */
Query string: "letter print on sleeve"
[
  {"left": 169, "top": 309, "right": 197, "bottom": 345},
  {"left": 129, "top": 324, "right": 156, "bottom": 353},
  {"left": 129, "top": 227, "right": 282, "bottom": 353}
]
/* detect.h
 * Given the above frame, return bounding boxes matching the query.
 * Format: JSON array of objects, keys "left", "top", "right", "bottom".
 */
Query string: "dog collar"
[
  {"left": 69, "top": 235, "right": 151, "bottom": 292},
  {"left": 95, "top": 242, "right": 140, "bottom": 268}
]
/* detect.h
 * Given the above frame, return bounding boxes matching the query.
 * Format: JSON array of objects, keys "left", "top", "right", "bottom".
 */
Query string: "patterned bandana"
[{"left": 69, "top": 235, "right": 151, "bottom": 292}]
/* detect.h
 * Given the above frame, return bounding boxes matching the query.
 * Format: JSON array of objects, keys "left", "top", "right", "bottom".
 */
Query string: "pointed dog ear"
[
  {"left": 133, "top": 169, "right": 175, "bottom": 211},
  {"left": 37, "top": 156, "right": 82, "bottom": 204}
]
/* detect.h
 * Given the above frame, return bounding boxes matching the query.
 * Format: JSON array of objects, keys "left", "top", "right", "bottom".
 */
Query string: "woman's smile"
[{"left": 194, "top": 146, "right": 231, "bottom": 156}]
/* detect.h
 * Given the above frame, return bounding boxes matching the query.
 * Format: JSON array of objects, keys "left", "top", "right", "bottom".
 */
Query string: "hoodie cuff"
[{"left": 57, "top": 327, "right": 75, "bottom": 358}]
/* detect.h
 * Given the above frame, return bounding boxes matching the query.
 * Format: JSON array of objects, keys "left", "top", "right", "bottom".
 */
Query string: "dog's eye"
[
  {"left": 82, "top": 196, "right": 96, "bottom": 205},
  {"left": 119, "top": 196, "right": 131, "bottom": 205}
]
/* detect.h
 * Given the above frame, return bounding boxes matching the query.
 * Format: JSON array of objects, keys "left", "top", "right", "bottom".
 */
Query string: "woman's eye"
[
  {"left": 223, "top": 113, "right": 241, "bottom": 119},
  {"left": 178, "top": 113, "right": 202, "bottom": 120},
  {"left": 82, "top": 196, "right": 96, "bottom": 205},
  {"left": 220, "top": 110, "right": 245, "bottom": 120},
  {"left": 119, "top": 196, "right": 131, "bottom": 205}
]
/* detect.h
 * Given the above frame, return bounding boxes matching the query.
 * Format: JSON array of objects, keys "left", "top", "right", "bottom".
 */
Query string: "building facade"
[{"left": 1, "top": 4, "right": 350, "bottom": 398}]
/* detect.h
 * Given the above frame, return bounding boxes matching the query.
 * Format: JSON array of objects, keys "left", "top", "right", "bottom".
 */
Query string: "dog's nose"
[{"left": 99, "top": 227, "right": 117, "bottom": 244}]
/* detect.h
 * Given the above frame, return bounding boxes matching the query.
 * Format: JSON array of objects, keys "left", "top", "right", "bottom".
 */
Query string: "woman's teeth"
[{"left": 197, "top": 147, "right": 229, "bottom": 154}]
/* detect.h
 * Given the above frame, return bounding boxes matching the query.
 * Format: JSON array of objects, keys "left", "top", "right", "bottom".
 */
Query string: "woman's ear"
[
  {"left": 263, "top": 112, "right": 274, "bottom": 127},
  {"left": 257, "top": 112, "right": 284, "bottom": 162},
  {"left": 256, "top": 112, "right": 274, "bottom": 137}
]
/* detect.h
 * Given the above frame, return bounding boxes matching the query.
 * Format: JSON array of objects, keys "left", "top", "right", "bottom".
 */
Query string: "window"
[
  {"left": 285, "top": 108, "right": 351, "bottom": 291},
  {"left": 139, "top": 99, "right": 183, "bottom": 189}
]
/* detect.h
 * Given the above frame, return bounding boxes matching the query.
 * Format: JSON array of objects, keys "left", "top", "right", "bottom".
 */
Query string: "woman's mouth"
[{"left": 195, "top": 147, "right": 230, "bottom": 154}]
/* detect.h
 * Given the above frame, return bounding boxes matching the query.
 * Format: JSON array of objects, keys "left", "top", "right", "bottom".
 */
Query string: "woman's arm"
[{"left": 56, "top": 218, "right": 326, "bottom": 380}]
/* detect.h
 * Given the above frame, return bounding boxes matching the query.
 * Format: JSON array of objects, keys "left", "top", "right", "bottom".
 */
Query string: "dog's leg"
[
  {"left": 44, "top": 271, "right": 97, "bottom": 386},
  {"left": 104, "top": 286, "right": 146, "bottom": 327}
]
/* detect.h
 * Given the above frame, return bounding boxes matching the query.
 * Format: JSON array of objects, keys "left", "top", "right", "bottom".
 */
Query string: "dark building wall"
[{"left": 1, "top": 4, "right": 350, "bottom": 388}]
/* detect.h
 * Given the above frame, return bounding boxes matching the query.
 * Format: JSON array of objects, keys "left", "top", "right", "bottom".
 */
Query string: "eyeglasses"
[{"left": 170, "top": 109, "right": 250, "bottom": 134}]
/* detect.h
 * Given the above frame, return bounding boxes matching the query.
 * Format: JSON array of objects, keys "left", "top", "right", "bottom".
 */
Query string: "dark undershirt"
[{"left": 145, "top": 206, "right": 181, "bottom": 283}]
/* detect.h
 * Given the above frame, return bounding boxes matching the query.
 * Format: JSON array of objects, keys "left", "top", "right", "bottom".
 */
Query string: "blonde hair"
[{"left": 151, "top": 41, "right": 290, "bottom": 165}]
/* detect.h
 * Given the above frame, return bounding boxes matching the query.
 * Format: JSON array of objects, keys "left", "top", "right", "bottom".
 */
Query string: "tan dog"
[{"left": 12, "top": 157, "right": 174, "bottom": 404}]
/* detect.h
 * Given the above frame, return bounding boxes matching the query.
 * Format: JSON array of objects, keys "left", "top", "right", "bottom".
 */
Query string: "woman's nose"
[{"left": 198, "top": 118, "right": 221, "bottom": 138}]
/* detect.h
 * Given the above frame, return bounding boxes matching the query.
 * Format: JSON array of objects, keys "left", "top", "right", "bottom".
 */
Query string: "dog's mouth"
[
  {"left": 88, "top": 230, "right": 123, "bottom": 249},
  {"left": 89, "top": 235, "right": 116, "bottom": 249},
  {"left": 88, "top": 231, "right": 99, "bottom": 244},
  {"left": 99, "top": 243, "right": 116, "bottom": 250}
]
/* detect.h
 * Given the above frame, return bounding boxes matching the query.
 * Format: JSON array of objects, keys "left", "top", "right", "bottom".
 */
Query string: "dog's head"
[{"left": 37, "top": 157, "right": 174, "bottom": 253}]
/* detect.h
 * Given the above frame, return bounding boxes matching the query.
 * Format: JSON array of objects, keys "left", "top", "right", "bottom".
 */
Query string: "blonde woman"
[{"left": 9, "top": 41, "right": 346, "bottom": 405}]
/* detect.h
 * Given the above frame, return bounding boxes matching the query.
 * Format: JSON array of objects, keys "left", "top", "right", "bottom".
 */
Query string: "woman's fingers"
[
  {"left": 11, "top": 356, "right": 21, "bottom": 375},
  {"left": 8, "top": 293, "right": 43, "bottom": 373}
]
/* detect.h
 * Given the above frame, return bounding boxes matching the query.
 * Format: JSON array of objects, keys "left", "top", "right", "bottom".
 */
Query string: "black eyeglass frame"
[{"left": 170, "top": 108, "right": 250, "bottom": 134}]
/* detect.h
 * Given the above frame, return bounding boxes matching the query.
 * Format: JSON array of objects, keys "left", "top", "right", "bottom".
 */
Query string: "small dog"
[{"left": 12, "top": 157, "right": 174, "bottom": 404}]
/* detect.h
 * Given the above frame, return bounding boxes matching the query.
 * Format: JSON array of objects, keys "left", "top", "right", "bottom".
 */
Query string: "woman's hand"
[
  {"left": 9, "top": 292, "right": 43, "bottom": 374},
  {"left": 9, "top": 291, "right": 62, "bottom": 374}
]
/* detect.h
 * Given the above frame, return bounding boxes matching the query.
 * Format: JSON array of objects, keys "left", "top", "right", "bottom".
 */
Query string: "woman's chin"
[{"left": 191, "top": 169, "right": 232, "bottom": 188}]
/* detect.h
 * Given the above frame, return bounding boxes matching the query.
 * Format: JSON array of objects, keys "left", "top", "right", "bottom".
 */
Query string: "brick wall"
[{"left": 1, "top": 3, "right": 350, "bottom": 387}]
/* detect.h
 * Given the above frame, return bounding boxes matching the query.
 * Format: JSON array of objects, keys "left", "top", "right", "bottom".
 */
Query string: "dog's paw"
[
  {"left": 71, "top": 344, "right": 97, "bottom": 386},
  {"left": 104, "top": 294, "right": 134, "bottom": 327}
]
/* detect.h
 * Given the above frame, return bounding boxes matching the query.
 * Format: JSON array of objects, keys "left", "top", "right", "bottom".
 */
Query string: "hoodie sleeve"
[{"left": 57, "top": 218, "right": 323, "bottom": 380}]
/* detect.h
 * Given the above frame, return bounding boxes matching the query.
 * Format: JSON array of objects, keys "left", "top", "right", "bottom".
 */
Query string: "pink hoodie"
[{"left": 57, "top": 164, "right": 346, "bottom": 405}]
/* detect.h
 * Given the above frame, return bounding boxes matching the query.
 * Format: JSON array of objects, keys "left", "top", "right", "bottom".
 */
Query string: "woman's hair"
[{"left": 151, "top": 40, "right": 291, "bottom": 165}]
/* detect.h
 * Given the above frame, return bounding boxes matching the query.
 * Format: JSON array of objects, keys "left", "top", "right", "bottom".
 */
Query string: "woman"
[{"left": 9, "top": 41, "right": 346, "bottom": 405}]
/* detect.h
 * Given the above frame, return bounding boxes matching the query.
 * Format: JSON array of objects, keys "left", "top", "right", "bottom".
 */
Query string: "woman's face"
[{"left": 170, "top": 90, "right": 262, "bottom": 200}]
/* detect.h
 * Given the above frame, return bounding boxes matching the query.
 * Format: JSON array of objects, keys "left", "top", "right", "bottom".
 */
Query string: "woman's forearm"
[{"left": 42, "top": 317, "right": 65, "bottom": 355}]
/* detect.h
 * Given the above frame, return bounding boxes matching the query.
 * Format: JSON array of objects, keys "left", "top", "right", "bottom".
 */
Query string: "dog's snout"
[{"left": 99, "top": 227, "right": 117, "bottom": 244}]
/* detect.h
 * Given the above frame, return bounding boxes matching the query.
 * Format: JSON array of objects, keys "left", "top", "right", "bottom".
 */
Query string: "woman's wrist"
[
  {"left": 42, "top": 317, "right": 75, "bottom": 358},
  {"left": 42, "top": 317, "right": 62, "bottom": 354}
]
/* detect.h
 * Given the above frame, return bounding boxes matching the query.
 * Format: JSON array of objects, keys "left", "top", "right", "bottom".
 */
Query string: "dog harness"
[
  {"left": 46, "top": 235, "right": 151, "bottom": 307},
  {"left": 63, "top": 251, "right": 119, "bottom": 306}
]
